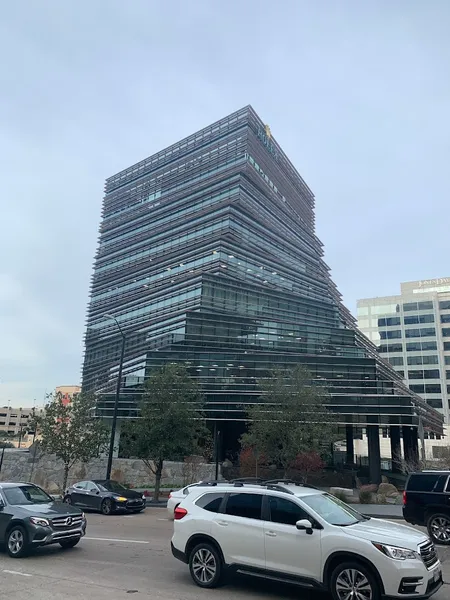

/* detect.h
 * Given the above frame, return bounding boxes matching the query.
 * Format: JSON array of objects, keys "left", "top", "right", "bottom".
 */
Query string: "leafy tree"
[
  {"left": 37, "top": 391, "right": 109, "bottom": 490},
  {"left": 241, "top": 366, "right": 338, "bottom": 476},
  {"left": 292, "top": 451, "right": 325, "bottom": 482},
  {"left": 121, "top": 364, "right": 210, "bottom": 501}
]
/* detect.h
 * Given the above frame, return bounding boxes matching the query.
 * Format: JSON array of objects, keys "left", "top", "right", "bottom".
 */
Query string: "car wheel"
[
  {"left": 101, "top": 498, "right": 113, "bottom": 515},
  {"left": 330, "top": 561, "right": 380, "bottom": 600},
  {"left": 427, "top": 513, "right": 450, "bottom": 545},
  {"left": 189, "top": 542, "right": 224, "bottom": 588},
  {"left": 59, "top": 538, "right": 81, "bottom": 549},
  {"left": 6, "top": 526, "right": 29, "bottom": 558},
  {"left": 64, "top": 496, "right": 72, "bottom": 505}
]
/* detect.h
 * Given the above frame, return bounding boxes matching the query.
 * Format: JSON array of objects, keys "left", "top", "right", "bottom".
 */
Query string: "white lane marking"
[
  {"left": 3, "top": 570, "right": 32, "bottom": 577},
  {"left": 157, "top": 518, "right": 169, "bottom": 521},
  {"left": 84, "top": 537, "right": 149, "bottom": 544}
]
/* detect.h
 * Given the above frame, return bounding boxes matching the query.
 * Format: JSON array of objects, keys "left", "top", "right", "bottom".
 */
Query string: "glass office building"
[{"left": 83, "top": 106, "right": 443, "bottom": 480}]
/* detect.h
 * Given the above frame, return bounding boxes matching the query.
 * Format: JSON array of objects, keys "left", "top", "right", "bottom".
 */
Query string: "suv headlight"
[
  {"left": 30, "top": 517, "right": 50, "bottom": 527},
  {"left": 373, "top": 542, "right": 418, "bottom": 560}
]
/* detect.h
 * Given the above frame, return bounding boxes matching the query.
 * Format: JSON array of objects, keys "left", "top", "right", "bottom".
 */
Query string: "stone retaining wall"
[{"left": 0, "top": 451, "right": 216, "bottom": 493}]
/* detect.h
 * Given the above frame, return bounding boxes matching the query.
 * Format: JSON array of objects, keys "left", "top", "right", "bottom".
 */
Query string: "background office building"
[
  {"left": 357, "top": 278, "right": 450, "bottom": 458},
  {"left": 82, "top": 106, "right": 442, "bottom": 480}
]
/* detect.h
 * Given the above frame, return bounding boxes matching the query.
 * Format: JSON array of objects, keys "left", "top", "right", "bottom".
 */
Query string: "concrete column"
[
  {"left": 390, "top": 426, "right": 402, "bottom": 473},
  {"left": 367, "top": 425, "right": 382, "bottom": 484},
  {"left": 345, "top": 424, "right": 355, "bottom": 465},
  {"left": 403, "top": 426, "right": 419, "bottom": 466}
]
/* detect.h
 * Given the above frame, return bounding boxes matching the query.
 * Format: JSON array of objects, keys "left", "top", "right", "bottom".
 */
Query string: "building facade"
[
  {"left": 0, "top": 405, "right": 44, "bottom": 447},
  {"left": 357, "top": 278, "right": 450, "bottom": 423},
  {"left": 82, "top": 106, "right": 443, "bottom": 481}
]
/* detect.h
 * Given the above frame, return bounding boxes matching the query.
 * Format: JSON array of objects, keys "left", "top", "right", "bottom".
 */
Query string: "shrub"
[
  {"left": 359, "top": 486, "right": 374, "bottom": 504},
  {"left": 332, "top": 489, "right": 348, "bottom": 502},
  {"left": 292, "top": 452, "right": 324, "bottom": 482}
]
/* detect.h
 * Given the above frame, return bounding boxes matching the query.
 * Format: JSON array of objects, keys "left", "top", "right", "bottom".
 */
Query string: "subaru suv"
[
  {"left": 403, "top": 470, "right": 450, "bottom": 546},
  {"left": 171, "top": 480, "right": 442, "bottom": 599},
  {"left": 0, "top": 482, "right": 87, "bottom": 558}
]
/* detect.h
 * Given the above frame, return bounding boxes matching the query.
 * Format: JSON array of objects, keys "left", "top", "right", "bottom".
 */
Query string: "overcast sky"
[{"left": 1, "top": 1, "right": 449, "bottom": 406}]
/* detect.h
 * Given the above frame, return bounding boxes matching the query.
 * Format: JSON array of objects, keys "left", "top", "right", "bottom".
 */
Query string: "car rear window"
[
  {"left": 407, "top": 474, "right": 441, "bottom": 492},
  {"left": 195, "top": 493, "right": 224, "bottom": 513}
]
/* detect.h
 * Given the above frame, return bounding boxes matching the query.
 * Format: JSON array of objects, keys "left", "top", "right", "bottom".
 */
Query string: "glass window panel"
[
  {"left": 440, "top": 301, "right": 450, "bottom": 310},
  {"left": 403, "top": 302, "right": 418, "bottom": 312},
  {"left": 418, "top": 301, "right": 434, "bottom": 311}
]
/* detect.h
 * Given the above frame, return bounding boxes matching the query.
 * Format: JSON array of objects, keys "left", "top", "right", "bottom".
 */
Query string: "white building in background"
[{"left": 356, "top": 277, "right": 450, "bottom": 461}]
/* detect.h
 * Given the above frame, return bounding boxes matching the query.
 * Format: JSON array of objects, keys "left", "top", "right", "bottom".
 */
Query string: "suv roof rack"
[{"left": 263, "top": 479, "right": 319, "bottom": 490}]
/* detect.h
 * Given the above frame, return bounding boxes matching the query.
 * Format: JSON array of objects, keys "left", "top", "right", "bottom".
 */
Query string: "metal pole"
[
  {"left": 0, "top": 446, "right": 5, "bottom": 473},
  {"left": 214, "top": 423, "right": 220, "bottom": 480},
  {"left": 106, "top": 333, "right": 126, "bottom": 480}
]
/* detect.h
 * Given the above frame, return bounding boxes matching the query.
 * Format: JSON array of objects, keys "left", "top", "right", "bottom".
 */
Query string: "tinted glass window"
[
  {"left": 225, "top": 493, "right": 262, "bottom": 520},
  {"left": 403, "top": 302, "right": 418, "bottom": 312},
  {"left": 94, "top": 480, "right": 126, "bottom": 492},
  {"left": 440, "top": 301, "right": 450, "bottom": 311},
  {"left": 85, "top": 482, "right": 98, "bottom": 492},
  {"left": 407, "top": 474, "right": 440, "bottom": 492},
  {"left": 425, "top": 384, "right": 441, "bottom": 394},
  {"left": 442, "top": 328, "right": 450, "bottom": 337},
  {"left": 74, "top": 481, "right": 87, "bottom": 490},
  {"left": 4, "top": 485, "right": 52, "bottom": 505},
  {"left": 388, "top": 356, "right": 403, "bottom": 366},
  {"left": 268, "top": 496, "right": 309, "bottom": 526},
  {"left": 442, "top": 314, "right": 450, "bottom": 323},
  {"left": 418, "top": 301, "right": 434, "bottom": 311},
  {"left": 196, "top": 493, "right": 224, "bottom": 513}
]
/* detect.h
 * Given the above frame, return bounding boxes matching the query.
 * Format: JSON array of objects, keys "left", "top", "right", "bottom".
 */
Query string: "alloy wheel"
[
  {"left": 102, "top": 499, "right": 112, "bottom": 515},
  {"left": 8, "top": 530, "right": 24, "bottom": 556},
  {"left": 64, "top": 496, "right": 72, "bottom": 504},
  {"left": 335, "top": 568, "right": 373, "bottom": 600},
  {"left": 192, "top": 548, "right": 217, "bottom": 585},
  {"left": 430, "top": 516, "right": 450, "bottom": 542}
]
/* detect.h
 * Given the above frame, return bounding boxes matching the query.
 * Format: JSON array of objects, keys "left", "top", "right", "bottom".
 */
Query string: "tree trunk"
[
  {"left": 62, "top": 464, "right": 70, "bottom": 492},
  {"left": 154, "top": 460, "right": 163, "bottom": 502}
]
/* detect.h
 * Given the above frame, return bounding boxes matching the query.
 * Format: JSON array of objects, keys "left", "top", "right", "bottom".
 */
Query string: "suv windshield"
[
  {"left": 4, "top": 485, "right": 53, "bottom": 505},
  {"left": 94, "top": 480, "right": 126, "bottom": 493},
  {"left": 302, "top": 493, "right": 367, "bottom": 526}
]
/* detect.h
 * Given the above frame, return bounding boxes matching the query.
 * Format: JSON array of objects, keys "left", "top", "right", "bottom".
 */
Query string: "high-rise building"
[
  {"left": 82, "top": 106, "right": 443, "bottom": 481},
  {"left": 358, "top": 278, "right": 450, "bottom": 426}
]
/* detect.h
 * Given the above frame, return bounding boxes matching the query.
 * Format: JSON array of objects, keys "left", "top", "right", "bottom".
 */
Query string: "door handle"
[
  {"left": 265, "top": 531, "right": 277, "bottom": 537},
  {"left": 217, "top": 520, "right": 228, "bottom": 527}
]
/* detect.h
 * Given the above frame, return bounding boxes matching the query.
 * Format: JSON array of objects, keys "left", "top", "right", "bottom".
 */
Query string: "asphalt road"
[{"left": 0, "top": 509, "right": 448, "bottom": 599}]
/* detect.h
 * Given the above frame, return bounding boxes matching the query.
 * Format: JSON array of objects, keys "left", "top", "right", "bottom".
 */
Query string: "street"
[{"left": 0, "top": 508, "right": 448, "bottom": 599}]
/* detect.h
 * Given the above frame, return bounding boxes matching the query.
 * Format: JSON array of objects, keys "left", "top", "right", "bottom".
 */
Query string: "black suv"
[
  {"left": 403, "top": 471, "right": 450, "bottom": 545},
  {"left": 0, "top": 482, "right": 87, "bottom": 557}
]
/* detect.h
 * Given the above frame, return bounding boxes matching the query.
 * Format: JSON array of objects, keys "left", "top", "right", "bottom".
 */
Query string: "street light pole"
[{"left": 104, "top": 314, "right": 126, "bottom": 480}]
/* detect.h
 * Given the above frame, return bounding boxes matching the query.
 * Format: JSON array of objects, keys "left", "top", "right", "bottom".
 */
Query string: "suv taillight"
[
  {"left": 174, "top": 507, "right": 188, "bottom": 520},
  {"left": 403, "top": 491, "right": 407, "bottom": 506},
  {"left": 168, "top": 493, "right": 172, "bottom": 499}
]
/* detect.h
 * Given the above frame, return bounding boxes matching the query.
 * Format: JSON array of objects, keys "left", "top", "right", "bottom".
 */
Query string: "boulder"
[{"left": 377, "top": 483, "right": 399, "bottom": 497}]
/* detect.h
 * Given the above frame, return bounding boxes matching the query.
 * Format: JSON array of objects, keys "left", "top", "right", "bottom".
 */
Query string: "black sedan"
[{"left": 64, "top": 480, "right": 146, "bottom": 515}]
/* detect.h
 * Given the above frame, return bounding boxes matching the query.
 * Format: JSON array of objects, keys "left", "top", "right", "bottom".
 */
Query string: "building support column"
[
  {"left": 346, "top": 424, "right": 355, "bottom": 465},
  {"left": 367, "top": 425, "right": 381, "bottom": 484},
  {"left": 403, "top": 426, "right": 419, "bottom": 467},
  {"left": 390, "top": 426, "right": 402, "bottom": 474}
]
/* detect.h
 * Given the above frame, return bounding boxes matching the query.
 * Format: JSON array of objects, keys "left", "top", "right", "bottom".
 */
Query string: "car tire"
[
  {"left": 101, "top": 498, "right": 113, "bottom": 515},
  {"left": 64, "top": 496, "right": 72, "bottom": 505},
  {"left": 330, "top": 561, "right": 380, "bottom": 600},
  {"left": 427, "top": 512, "right": 450, "bottom": 545},
  {"left": 59, "top": 538, "right": 81, "bottom": 549},
  {"left": 6, "top": 525, "right": 29, "bottom": 559},
  {"left": 189, "top": 542, "right": 224, "bottom": 589}
]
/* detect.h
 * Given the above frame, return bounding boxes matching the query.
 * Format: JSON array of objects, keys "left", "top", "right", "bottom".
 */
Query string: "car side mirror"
[
  {"left": 0, "top": 499, "right": 4, "bottom": 509},
  {"left": 296, "top": 519, "right": 313, "bottom": 534},
  {"left": 96, "top": 490, "right": 100, "bottom": 495}
]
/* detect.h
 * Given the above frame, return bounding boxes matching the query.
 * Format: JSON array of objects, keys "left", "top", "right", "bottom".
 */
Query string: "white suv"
[{"left": 171, "top": 481, "right": 443, "bottom": 600}]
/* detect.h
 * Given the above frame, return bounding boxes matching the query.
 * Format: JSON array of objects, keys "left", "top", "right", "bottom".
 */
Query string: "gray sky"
[{"left": 1, "top": 1, "right": 449, "bottom": 406}]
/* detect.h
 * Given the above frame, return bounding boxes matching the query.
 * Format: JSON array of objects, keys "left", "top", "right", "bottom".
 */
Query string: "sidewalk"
[{"left": 359, "top": 504, "right": 403, "bottom": 520}]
